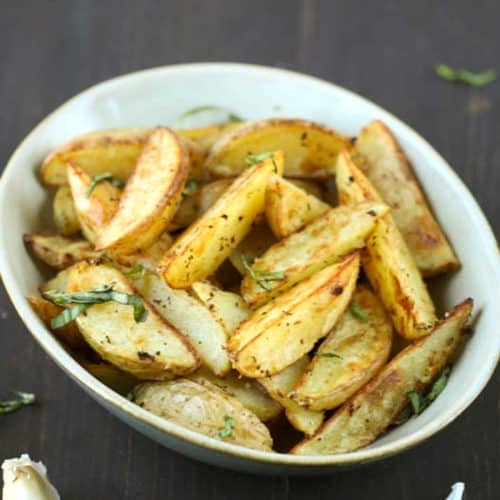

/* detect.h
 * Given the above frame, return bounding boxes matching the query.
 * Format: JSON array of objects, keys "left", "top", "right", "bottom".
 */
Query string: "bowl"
[{"left": 0, "top": 63, "right": 498, "bottom": 475}]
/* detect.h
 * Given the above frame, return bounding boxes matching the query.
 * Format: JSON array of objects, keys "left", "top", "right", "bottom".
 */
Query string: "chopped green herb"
[
  {"left": 217, "top": 415, "right": 235, "bottom": 439},
  {"left": 434, "top": 64, "right": 497, "bottom": 87},
  {"left": 126, "top": 391, "right": 135, "bottom": 402},
  {"left": 44, "top": 285, "right": 148, "bottom": 328},
  {"left": 407, "top": 365, "right": 452, "bottom": 416},
  {"left": 124, "top": 264, "right": 145, "bottom": 278},
  {"left": 177, "top": 106, "right": 243, "bottom": 126},
  {"left": 240, "top": 255, "right": 285, "bottom": 291},
  {"left": 182, "top": 179, "right": 199, "bottom": 198},
  {"left": 86, "top": 173, "right": 125, "bottom": 197},
  {"left": 317, "top": 352, "right": 343, "bottom": 359},
  {"left": 349, "top": 301, "right": 368, "bottom": 322},
  {"left": 245, "top": 152, "right": 274, "bottom": 166},
  {"left": 0, "top": 391, "right": 36, "bottom": 415}
]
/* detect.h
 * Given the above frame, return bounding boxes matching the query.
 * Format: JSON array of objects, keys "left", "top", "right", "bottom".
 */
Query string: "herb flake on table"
[
  {"left": 240, "top": 255, "right": 284, "bottom": 291},
  {"left": 434, "top": 64, "right": 497, "bottom": 87},
  {"left": 407, "top": 365, "right": 452, "bottom": 415},
  {"left": 86, "top": 173, "right": 125, "bottom": 197},
  {"left": 0, "top": 391, "right": 36, "bottom": 415},
  {"left": 43, "top": 284, "right": 148, "bottom": 328}
]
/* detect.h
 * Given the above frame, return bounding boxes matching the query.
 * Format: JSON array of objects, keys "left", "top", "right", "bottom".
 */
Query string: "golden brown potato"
[
  {"left": 229, "top": 223, "right": 277, "bottom": 276},
  {"left": 159, "top": 153, "right": 281, "bottom": 288},
  {"left": 96, "top": 128, "right": 188, "bottom": 254},
  {"left": 206, "top": 119, "right": 351, "bottom": 178},
  {"left": 265, "top": 175, "right": 330, "bottom": 238},
  {"left": 67, "top": 262, "right": 199, "bottom": 379},
  {"left": 66, "top": 161, "right": 121, "bottom": 243},
  {"left": 27, "top": 294, "right": 86, "bottom": 350},
  {"left": 355, "top": 121, "right": 458, "bottom": 276},
  {"left": 242, "top": 201, "right": 389, "bottom": 307},
  {"left": 132, "top": 272, "right": 230, "bottom": 376},
  {"left": 133, "top": 379, "right": 273, "bottom": 451},
  {"left": 196, "top": 179, "right": 234, "bottom": 214},
  {"left": 53, "top": 185, "right": 81, "bottom": 235},
  {"left": 259, "top": 356, "right": 324, "bottom": 435},
  {"left": 24, "top": 234, "right": 101, "bottom": 269},
  {"left": 336, "top": 151, "right": 437, "bottom": 339},
  {"left": 292, "top": 299, "right": 472, "bottom": 455},
  {"left": 83, "top": 362, "right": 138, "bottom": 395},
  {"left": 291, "top": 286, "right": 393, "bottom": 411},
  {"left": 287, "top": 179, "right": 325, "bottom": 199},
  {"left": 191, "top": 367, "right": 282, "bottom": 422},
  {"left": 190, "top": 281, "right": 250, "bottom": 335},
  {"left": 229, "top": 253, "right": 360, "bottom": 377},
  {"left": 39, "top": 267, "right": 73, "bottom": 294}
]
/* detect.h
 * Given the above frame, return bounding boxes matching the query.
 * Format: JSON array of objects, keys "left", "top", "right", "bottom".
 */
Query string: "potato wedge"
[
  {"left": 132, "top": 272, "right": 230, "bottom": 376},
  {"left": 336, "top": 151, "right": 436, "bottom": 339},
  {"left": 242, "top": 202, "right": 389, "bottom": 307},
  {"left": 133, "top": 379, "right": 273, "bottom": 451},
  {"left": 288, "top": 179, "right": 324, "bottom": 199},
  {"left": 53, "top": 185, "right": 80, "bottom": 235},
  {"left": 159, "top": 153, "right": 280, "bottom": 288},
  {"left": 191, "top": 367, "right": 282, "bottom": 421},
  {"left": 83, "top": 362, "right": 138, "bottom": 395},
  {"left": 265, "top": 175, "right": 330, "bottom": 238},
  {"left": 39, "top": 267, "right": 72, "bottom": 294},
  {"left": 229, "top": 223, "right": 277, "bottom": 276},
  {"left": 67, "top": 262, "right": 199, "bottom": 379},
  {"left": 67, "top": 161, "right": 121, "bottom": 243},
  {"left": 259, "top": 356, "right": 324, "bottom": 436},
  {"left": 196, "top": 179, "right": 234, "bottom": 214},
  {"left": 27, "top": 294, "right": 86, "bottom": 350},
  {"left": 291, "top": 286, "right": 393, "bottom": 411},
  {"left": 96, "top": 128, "right": 188, "bottom": 254},
  {"left": 355, "top": 121, "right": 458, "bottom": 276},
  {"left": 292, "top": 299, "right": 472, "bottom": 455},
  {"left": 24, "top": 234, "right": 101, "bottom": 269},
  {"left": 190, "top": 281, "right": 250, "bottom": 335},
  {"left": 230, "top": 253, "right": 360, "bottom": 377},
  {"left": 206, "top": 119, "right": 350, "bottom": 178}
]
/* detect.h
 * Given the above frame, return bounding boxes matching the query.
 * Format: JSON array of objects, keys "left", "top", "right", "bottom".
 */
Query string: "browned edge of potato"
[{"left": 292, "top": 299, "right": 472, "bottom": 455}]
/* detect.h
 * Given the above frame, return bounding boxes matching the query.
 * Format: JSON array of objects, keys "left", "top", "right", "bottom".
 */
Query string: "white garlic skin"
[{"left": 2, "top": 454, "right": 59, "bottom": 500}]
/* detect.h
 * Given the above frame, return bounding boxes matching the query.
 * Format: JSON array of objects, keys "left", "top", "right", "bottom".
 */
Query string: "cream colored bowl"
[{"left": 0, "top": 63, "right": 498, "bottom": 474}]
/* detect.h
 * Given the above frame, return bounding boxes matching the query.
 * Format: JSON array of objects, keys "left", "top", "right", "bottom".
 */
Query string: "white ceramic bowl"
[{"left": 0, "top": 63, "right": 498, "bottom": 475}]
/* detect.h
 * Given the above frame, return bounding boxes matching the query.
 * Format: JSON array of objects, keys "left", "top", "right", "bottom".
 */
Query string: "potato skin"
[
  {"left": 292, "top": 299, "right": 472, "bottom": 455},
  {"left": 355, "top": 121, "right": 459, "bottom": 277},
  {"left": 133, "top": 379, "right": 273, "bottom": 451},
  {"left": 53, "top": 185, "right": 81, "bottom": 235}
]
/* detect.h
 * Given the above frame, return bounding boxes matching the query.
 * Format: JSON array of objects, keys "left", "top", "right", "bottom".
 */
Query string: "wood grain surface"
[{"left": 0, "top": 1, "right": 498, "bottom": 499}]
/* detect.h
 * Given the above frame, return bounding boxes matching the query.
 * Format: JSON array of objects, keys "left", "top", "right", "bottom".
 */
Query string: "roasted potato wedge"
[
  {"left": 177, "top": 123, "right": 242, "bottom": 152},
  {"left": 229, "top": 223, "right": 277, "bottom": 276},
  {"left": 190, "top": 281, "right": 250, "bottom": 335},
  {"left": 196, "top": 179, "right": 234, "bottom": 214},
  {"left": 24, "top": 234, "right": 101, "bottom": 269},
  {"left": 96, "top": 128, "right": 188, "bottom": 254},
  {"left": 83, "top": 362, "right": 138, "bottom": 395},
  {"left": 288, "top": 179, "right": 324, "bottom": 199},
  {"left": 355, "top": 121, "right": 458, "bottom": 276},
  {"left": 292, "top": 299, "right": 472, "bottom": 455},
  {"left": 39, "top": 267, "right": 72, "bottom": 294},
  {"left": 230, "top": 253, "right": 360, "bottom": 377},
  {"left": 27, "top": 294, "right": 86, "bottom": 350},
  {"left": 67, "top": 161, "right": 121, "bottom": 243},
  {"left": 291, "top": 286, "right": 393, "bottom": 411},
  {"left": 336, "top": 151, "right": 436, "bottom": 339},
  {"left": 242, "top": 201, "right": 389, "bottom": 307},
  {"left": 159, "top": 153, "right": 281, "bottom": 288},
  {"left": 191, "top": 367, "right": 282, "bottom": 422},
  {"left": 53, "top": 184, "right": 80, "bottom": 235},
  {"left": 265, "top": 175, "right": 330, "bottom": 238},
  {"left": 259, "top": 356, "right": 324, "bottom": 436},
  {"left": 132, "top": 272, "right": 230, "bottom": 376},
  {"left": 133, "top": 379, "right": 273, "bottom": 451},
  {"left": 67, "top": 262, "right": 199, "bottom": 379},
  {"left": 206, "top": 119, "right": 350, "bottom": 178}
]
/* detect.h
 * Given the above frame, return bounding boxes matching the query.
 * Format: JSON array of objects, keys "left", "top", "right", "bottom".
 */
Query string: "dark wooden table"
[{"left": 1, "top": 1, "right": 498, "bottom": 498}]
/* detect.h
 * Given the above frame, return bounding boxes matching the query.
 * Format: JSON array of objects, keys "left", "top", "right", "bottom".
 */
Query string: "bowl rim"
[{"left": 0, "top": 62, "right": 498, "bottom": 467}]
